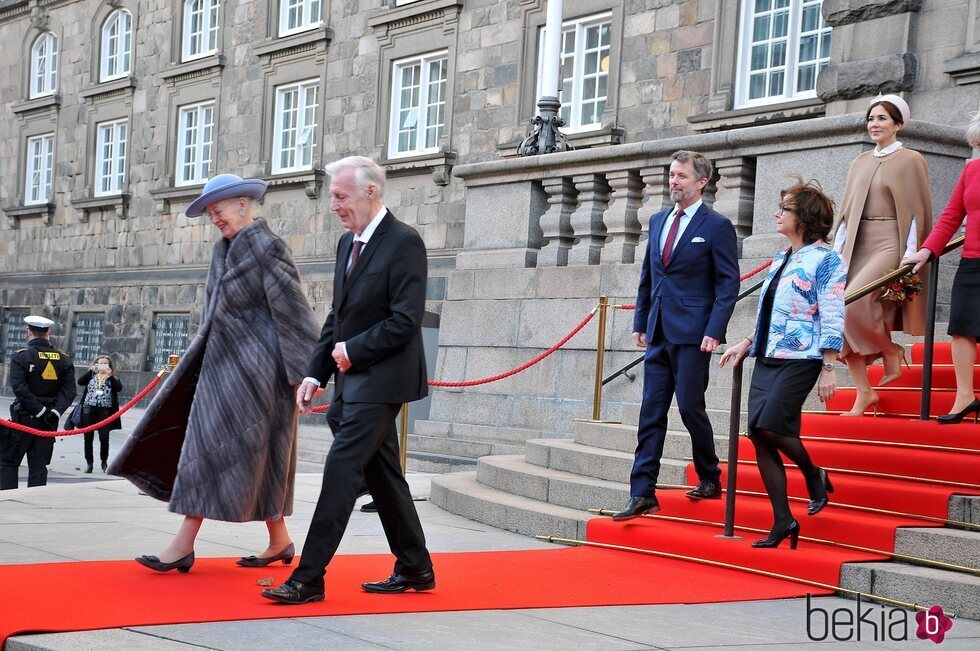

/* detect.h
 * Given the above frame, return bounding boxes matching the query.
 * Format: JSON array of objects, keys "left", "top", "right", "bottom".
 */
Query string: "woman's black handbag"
[{"left": 64, "top": 402, "right": 83, "bottom": 430}]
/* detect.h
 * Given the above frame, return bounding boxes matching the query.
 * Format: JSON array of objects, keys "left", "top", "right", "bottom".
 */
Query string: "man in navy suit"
[{"left": 613, "top": 150, "right": 740, "bottom": 520}]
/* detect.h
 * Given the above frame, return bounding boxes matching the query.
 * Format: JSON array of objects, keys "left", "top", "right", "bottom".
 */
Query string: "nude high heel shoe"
[{"left": 878, "top": 343, "right": 909, "bottom": 387}]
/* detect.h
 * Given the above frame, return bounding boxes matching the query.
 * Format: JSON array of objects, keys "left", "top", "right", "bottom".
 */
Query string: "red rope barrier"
[
  {"left": 0, "top": 372, "right": 165, "bottom": 438},
  {"left": 615, "top": 258, "right": 774, "bottom": 311}
]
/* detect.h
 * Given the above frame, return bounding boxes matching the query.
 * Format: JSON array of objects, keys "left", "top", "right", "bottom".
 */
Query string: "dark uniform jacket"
[{"left": 9, "top": 338, "right": 76, "bottom": 425}]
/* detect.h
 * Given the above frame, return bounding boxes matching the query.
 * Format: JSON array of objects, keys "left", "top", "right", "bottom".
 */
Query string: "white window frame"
[
  {"left": 176, "top": 101, "right": 215, "bottom": 186},
  {"left": 734, "top": 0, "right": 832, "bottom": 109},
  {"left": 24, "top": 134, "right": 54, "bottom": 206},
  {"left": 388, "top": 50, "right": 449, "bottom": 159},
  {"left": 182, "top": 0, "right": 220, "bottom": 62},
  {"left": 29, "top": 32, "right": 58, "bottom": 98},
  {"left": 536, "top": 13, "right": 612, "bottom": 134},
  {"left": 272, "top": 79, "right": 319, "bottom": 174},
  {"left": 95, "top": 119, "right": 128, "bottom": 197},
  {"left": 278, "top": 0, "right": 322, "bottom": 37},
  {"left": 100, "top": 9, "right": 133, "bottom": 82}
]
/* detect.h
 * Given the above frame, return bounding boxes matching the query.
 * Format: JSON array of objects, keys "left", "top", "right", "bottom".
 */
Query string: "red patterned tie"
[
  {"left": 661, "top": 209, "right": 683, "bottom": 265},
  {"left": 348, "top": 240, "right": 364, "bottom": 272}
]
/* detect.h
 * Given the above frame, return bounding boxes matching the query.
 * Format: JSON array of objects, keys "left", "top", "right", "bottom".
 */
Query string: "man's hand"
[
  {"left": 901, "top": 248, "right": 931, "bottom": 274},
  {"left": 700, "top": 336, "right": 720, "bottom": 353},
  {"left": 332, "top": 342, "right": 351, "bottom": 373},
  {"left": 296, "top": 381, "right": 319, "bottom": 415},
  {"left": 632, "top": 332, "right": 647, "bottom": 348}
]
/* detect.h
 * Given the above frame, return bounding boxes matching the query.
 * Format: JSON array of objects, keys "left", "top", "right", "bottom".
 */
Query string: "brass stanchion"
[
  {"left": 165, "top": 354, "right": 180, "bottom": 373},
  {"left": 591, "top": 295, "right": 609, "bottom": 421},
  {"left": 399, "top": 403, "right": 409, "bottom": 477}
]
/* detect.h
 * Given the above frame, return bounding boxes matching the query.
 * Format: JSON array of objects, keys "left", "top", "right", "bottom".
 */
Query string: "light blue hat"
[{"left": 185, "top": 174, "right": 268, "bottom": 217}]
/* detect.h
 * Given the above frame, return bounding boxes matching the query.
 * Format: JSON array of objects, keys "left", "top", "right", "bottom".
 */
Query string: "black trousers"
[
  {"left": 1, "top": 418, "right": 56, "bottom": 490},
  {"left": 290, "top": 399, "right": 432, "bottom": 588},
  {"left": 83, "top": 405, "right": 113, "bottom": 464}
]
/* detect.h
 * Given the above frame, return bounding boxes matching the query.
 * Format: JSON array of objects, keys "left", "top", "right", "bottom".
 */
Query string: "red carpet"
[
  {"left": 0, "top": 547, "right": 826, "bottom": 644},
  {"left": 589, "top": 341, "right": 980, "bottom": 604}
]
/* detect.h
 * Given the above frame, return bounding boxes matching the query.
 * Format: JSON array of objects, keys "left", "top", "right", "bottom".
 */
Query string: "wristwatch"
[{"left": 822, "top": 362, "right": 834, "bottom": 372}]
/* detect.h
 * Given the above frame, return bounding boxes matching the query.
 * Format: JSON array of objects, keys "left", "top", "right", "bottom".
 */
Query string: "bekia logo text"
[{"left": 806, "top": 594, "right": 953, "bottom": 643}]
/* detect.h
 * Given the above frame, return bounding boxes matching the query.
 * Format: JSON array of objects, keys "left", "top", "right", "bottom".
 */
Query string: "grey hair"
[
  {"left": 671, "top": 150, "right": 713, "bottom": 183},
  {"left": 967, "top": 112, "right": 980, "bottom": 148},
  {"left": 325, "top": 156, "right": 386, "bottom": 199}
]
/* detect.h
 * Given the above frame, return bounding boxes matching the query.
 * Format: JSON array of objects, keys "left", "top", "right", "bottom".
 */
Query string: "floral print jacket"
[{"left": 749, "top": 243, "right": 847, "bottom": 360}]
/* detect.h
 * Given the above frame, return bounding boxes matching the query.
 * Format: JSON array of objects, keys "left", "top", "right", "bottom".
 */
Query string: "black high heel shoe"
[
  {"left": 236, "top": 542, "right": 295, "bottom": 567},
  {"left": 136, "top": 552, "right": 195, "bottom": 573},
  {"left": 752, "top": 520, "right": 800, "bottom": 550},
  {"left": 937, "top": 398, "right": 980, "bottom": 425},
  {"left": 807, "top": 468, "right": 834, "bottom": 516}
]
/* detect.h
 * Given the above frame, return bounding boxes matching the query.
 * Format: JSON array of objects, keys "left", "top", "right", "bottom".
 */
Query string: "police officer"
[{"left": 1, "top": 316, "right": 76, "bottom": 490}]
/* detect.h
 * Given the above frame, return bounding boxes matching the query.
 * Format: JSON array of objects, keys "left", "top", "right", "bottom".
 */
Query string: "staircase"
[{"left": 432, "top": 342, "right": 980, "bottom": 619}]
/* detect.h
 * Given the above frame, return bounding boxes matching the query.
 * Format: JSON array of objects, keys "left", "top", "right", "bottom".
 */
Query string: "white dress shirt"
[{"left": 660, "top": 199, "right": 702, "bottom": 257}]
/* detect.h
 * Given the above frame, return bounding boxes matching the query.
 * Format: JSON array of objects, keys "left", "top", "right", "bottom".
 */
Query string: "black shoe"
[
  {"left": 135, "top": 552, "right": 195, "bottom": 573},
  {"left": 362, "top": 569, "right": 436, "bottom": 593},
  {"left": 685, "top": 479, "right": 722, "bottom": 500},
  {"left": 360, "top": 500, "right": 378, "bottom": 513},
  {"left": 84, "top": 463, "right": 93, "bottom": 474},
  {"left": 937, "top": 398, "right": 980, "bottom": 425},
  {"left": 261, "top": 579, "right": 325, "bottom": 604},
  {"left": 807, "top": 468, "right": 835, "bottom": 516},
  {"left": 752, "top": 520, "right": 801, "bottom": 550},
  {"left": 101, "top": 461, "right": 108, "bottom": 472},
  {"left": 611, "top": 496, "right": 660, "bottom": 521},
  {"left": 237, "top": 542, "right": 295, "bottom": 567}
]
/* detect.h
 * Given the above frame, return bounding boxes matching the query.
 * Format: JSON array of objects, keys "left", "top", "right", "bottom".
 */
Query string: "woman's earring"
[{"left": 239, "top": 208, "right": 246, "bottom": 217}]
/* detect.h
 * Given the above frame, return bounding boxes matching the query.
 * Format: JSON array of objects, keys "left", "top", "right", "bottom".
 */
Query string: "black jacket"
[
  {"left": 76, "top": 370, "right": 123, "bottom": 431},
  {"left": 9, "top": 338, "right": 76, "bottom": 417}
]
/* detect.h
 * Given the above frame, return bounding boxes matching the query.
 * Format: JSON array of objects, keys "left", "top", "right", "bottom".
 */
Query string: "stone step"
[
  {"left": 406, "top": 451, "right": 478, "bottom": 474},
  {"left": 524, "top": 438, "right": 688, "bottom": 485},
  {"left": 429, "top": 470, "right": 591, "bottom": 540},
  {"left": 840, "top": 561, "right": 980, "bottom": 620},
  {"left": 949, "top": 495, "right": 980, "bottom": 526},
  {"left": 620, "top": 402, "right": 745, "bottom": 432},
  {"left": 572, "top": 419, "right": 730, "bottom": 456},
  {"left": 894, "top": 527, "right": 980, "bottom": 573},
  {"left": 476, "top": 454, "right": 628, "bottom": 512},
  {"left": 413, "top": 419, "right": 546, "bottom": 444},
  {"left": 408, "top": 434, "right": 525, "bottom": 458}
]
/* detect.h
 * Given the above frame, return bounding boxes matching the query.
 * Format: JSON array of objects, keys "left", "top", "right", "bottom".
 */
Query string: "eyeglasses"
[{"left": 776, "top": 204, "right": 796, "bottom": 216}]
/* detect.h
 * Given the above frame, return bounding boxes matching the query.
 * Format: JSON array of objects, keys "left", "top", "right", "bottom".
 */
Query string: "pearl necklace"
[{"left": 873, "top": 141, "right": 903, "bottom": 158}]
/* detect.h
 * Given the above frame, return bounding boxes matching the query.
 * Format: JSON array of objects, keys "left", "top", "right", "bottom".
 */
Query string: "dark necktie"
[
  {"left": 348, "top": 240, "right": 364, "bottom": 272},
  {"left": 661, "top": 209, "right": 683, "bottom": 265}
]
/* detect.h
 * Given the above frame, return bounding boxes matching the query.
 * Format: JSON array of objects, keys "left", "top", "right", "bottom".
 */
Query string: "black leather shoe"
[
  {"left": 360, "top": 500, "right": 378, "bottom": 513},
  {"left": 362, "top": 569, "right": 436, "bottom": 593},
  {"left": 237, "top": 542, "right": 295, "bottom": 567},
  {"left": 752, "top": 520, "right": 801, "bottom": 550},
  {"left": 101, "top": 461, "right": 108, "bottom": 472},
  {"left": 685, "top": 479, "right": 722, "bottom": 500},
  {"left": 611, "top": 496, "right": 660, "bottom": 521},
  {"left": 937, "top": 398, "right": 980, "bottom": 425},
  {"left": 261, "top": 579, "right": 325, "bottom": 604},
  {"left": 135, "top": 552, "right": 195, "bottom": 573},
  {"left": 807, "top": 468, "right": 834, "bottom": 516},
  {"left": 84, "top": 463, "right": 93, "bottom": 474}
]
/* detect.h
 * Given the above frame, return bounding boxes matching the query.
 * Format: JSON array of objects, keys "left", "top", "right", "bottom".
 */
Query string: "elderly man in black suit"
[{"left": 263, "top": 156, "right": 432, "bottom": 604}]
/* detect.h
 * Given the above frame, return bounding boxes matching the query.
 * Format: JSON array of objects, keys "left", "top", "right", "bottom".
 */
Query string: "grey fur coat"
[{"left": 109, "top": 219, "right": 319, "bottom": 522}]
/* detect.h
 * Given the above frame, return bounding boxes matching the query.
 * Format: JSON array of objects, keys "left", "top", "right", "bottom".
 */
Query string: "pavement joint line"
[
  {"left": 291, "top": 617, "right": 396, "bottom": 649},
  {"left": 122, "top": 627, "right": 216, "bottom": 649}
]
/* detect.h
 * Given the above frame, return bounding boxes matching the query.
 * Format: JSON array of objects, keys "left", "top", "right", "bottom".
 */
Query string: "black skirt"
[
  {"left": 948, "top": 257, "right": 980, "bottom": 338},
  {"left": 747, "top": 357, "right": 822, "bottom": 438}
]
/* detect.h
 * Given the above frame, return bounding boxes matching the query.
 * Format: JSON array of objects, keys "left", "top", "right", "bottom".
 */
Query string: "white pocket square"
[{"left": 691, "top": 236, "right": 706, "bottom": 243}]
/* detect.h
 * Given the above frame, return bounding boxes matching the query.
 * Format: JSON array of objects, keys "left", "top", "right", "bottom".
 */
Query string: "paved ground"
[{"left": 2, "top": 399, "right": 979, "bottom": 649}]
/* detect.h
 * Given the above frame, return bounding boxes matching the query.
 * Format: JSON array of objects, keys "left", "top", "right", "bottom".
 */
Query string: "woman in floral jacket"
[{"left": 721, "top": 178, "right": 847, "bottom": 550}]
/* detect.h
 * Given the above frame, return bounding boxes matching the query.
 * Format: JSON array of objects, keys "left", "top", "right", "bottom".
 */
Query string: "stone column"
[
  {"left": 640, "top": 165, "right": 670, "bottom": 236},
  {"left": 537, "top": 177, "right": 577, "bottom": 266},
  {"left": 567, "top": 173, "right": 611, "bottom": 265},
  {"left": 600, "top": 169, "right": 644, "bottom": 264},
  {"left": 711, "top": 157, "right": 756, "bottom": 241}
]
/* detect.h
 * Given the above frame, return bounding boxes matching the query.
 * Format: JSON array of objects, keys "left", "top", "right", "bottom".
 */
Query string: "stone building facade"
[{"left": 1, "top": 1, "right": 979, "bottom": 455}]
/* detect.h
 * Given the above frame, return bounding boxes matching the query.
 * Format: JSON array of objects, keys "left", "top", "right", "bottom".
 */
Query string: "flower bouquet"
[{"left": 880, "top": 272, "right": 922, "bottom": 303}]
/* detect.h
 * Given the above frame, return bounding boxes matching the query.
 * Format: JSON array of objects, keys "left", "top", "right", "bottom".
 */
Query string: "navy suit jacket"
[{"left": 633, "top": 203, "right": 740, "bottom": 345}]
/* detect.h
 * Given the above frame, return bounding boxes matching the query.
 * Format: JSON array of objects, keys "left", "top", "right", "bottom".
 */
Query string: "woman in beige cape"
[{"left": 833, "top": 95, "right": 931, "bottom": 416}]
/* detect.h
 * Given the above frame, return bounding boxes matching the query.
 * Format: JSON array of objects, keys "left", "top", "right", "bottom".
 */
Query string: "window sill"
[
  {"left": 368, "top": 0, "right": 463, "bottom": 31},
  {"left": 381, "top": 150, "right": 456, "bottom": 186},
  {"left": 496, "top": 126, "right": 625, "bottom": 158},
  {"left": 70, "top": 194, "right": 130, "bottom": 221},
  {"left": 10, "top": 94, "right": 61, "bottom": 116},
  {"left": 688, "top": 98, "right": 825, "bottom": 132},
  {"left": 262, "top": 169, "right": 326, "bottom": 199},
  {"left": 255, "top": 25, "right": 333, "bottom": 58},
  {"left": 161, "top": 54, "right": 226, "bottom": 85},
  {"left": 79, "top": 76, "right": 137, "bottom": 103},
  {"left": 149, "top": 184, "right": 205, "bottom": 213},
  {"left": 944, "top": 51, "right": 980, "bottom": 86},
  {"left": 2, "top": 203, "right": 55, "bottom": 228}
]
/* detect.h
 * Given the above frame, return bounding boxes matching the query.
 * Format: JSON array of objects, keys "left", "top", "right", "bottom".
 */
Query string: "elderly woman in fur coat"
[{"left": 109, "top": 174, "right": 319, "bottom": 573}]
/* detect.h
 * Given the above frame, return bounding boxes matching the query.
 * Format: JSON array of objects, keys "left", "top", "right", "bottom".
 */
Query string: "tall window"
[
  {"left": 30, "top": 32, "right": 58, "bottom": 98},
  {"left": 537, "top": 14, "right": 611, "bottom": 132},
  {"left": 389, "top": 51, "right": 447, "bottom": 158},
  {"left": 182, "top": 0, "right": 220, "bottom": 61},
  {"left": 24, "top": 134, "right": 54, "bottom": 206},
  {"left": 95, "top": 119, "right": 128, "bottom": 197},
  {"left": 71, "top": 314, "right": 104, "bottom": 364},
  {"left": 100, "top": 10, "right": 133, "bottom": 82},
  {"left": 279, "top": 0, "right": 322, "bottom": 37},
  {"left": 149, "top": 314, "right": 189, "bottom": 370},
  {"left": 736, "top": 0, "right": 831, "bottom": 108},
  {"left": 1, "top": 310, "right": 29, "bottom": 363},
  {"left": 273, "top": 79, "right": 319, "bottom": 173},
  {"left": 176, "top": 101, "right": 214, "bottom": 186}
]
